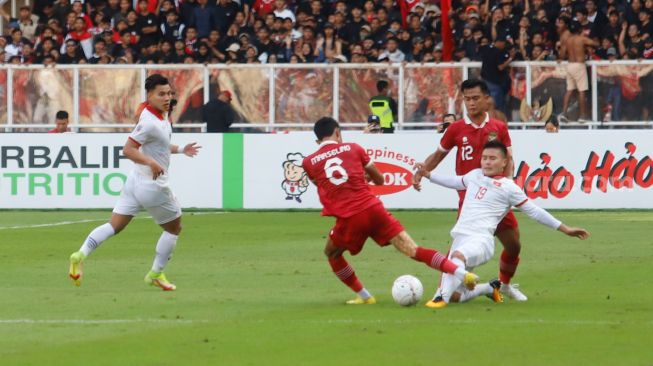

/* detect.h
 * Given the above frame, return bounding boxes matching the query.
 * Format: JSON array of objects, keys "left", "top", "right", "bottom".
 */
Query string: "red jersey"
[
  {"left": 253, "top": 0, "right": 275, "bottom": 15},
  {"left": 303, "top": 141, "right": 380, "bottom": 218},
  {"left": 439, "top": 113, "right": 512, "bottom": 175}
]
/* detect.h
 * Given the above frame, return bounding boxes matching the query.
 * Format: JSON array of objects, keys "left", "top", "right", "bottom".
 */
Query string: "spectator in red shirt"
[
  {"left": 71, "top": 0, "right": 93, "bottom": 30},
  {"left": 64, "top": 17, "right": 94, "bottom": 58},
  {"left": 253, "top": 0, "right": 275, "bottom": 17}
]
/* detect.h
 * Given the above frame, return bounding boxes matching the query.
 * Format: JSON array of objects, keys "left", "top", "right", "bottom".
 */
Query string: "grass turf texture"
[{"left": 0, "top": 210, "right": 651, "bottom": 366}]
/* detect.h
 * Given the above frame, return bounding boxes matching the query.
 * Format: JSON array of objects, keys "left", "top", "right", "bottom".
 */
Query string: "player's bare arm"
[
  {"left": 558, "top": 224, "right": 590, "bottom": 240},
  {"left": 170, "top": 142, "right": 202, "bottom": 157},
  {"left": 364, "top": 162, "right": 384, "bottom": 185},
  {"left": 124, "top": 138, "right": 164, "bottom": 179},
  {"left": 413, "top": 148, "right": 449, "bottom": 191}
]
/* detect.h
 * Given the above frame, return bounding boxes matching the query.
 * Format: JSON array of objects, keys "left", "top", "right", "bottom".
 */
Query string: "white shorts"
[
  {"left": 113, "top": 174, "right": 182, "bottom": 225},
  {"left": 449, "top": 234, "right": 495, "bottom": 269}
]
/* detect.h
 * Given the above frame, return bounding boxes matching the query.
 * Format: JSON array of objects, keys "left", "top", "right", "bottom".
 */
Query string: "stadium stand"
[
  {"left": 1, "top": 0, "right": 652, "bottom": 65},
  {"left": 1, "top": 1, "right": 653, "bottom": 129}
]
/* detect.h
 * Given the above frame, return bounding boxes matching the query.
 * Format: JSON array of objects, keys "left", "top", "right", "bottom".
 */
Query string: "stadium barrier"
[
  {"left": 1, "top": 61, "right": 652, "bottom": 132},
  {"left": 0, "top": 133, "right": 222, "bottom": 208},
  {"left": 1, "top": 131, "right": 651, "bottom": 209}
]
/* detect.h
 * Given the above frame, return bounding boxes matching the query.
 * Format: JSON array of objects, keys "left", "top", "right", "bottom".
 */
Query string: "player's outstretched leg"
[
  {"left": 68, "top": 222, "right": 116, "bottom": 286},
  {"left": 68, "top": 214, "right": 132, "bottom": 286},
  {"left": 427, "top": 252, "right": 465, "bottom": 308},
  {"left": 324, "top": 240, "right": 375, "bottom": 305},
  {"left": 390, "top": 231, "right": 479, "bottom": 290},
  {"left": 457, "top": 279, "right": 503, "bottom": 303}
]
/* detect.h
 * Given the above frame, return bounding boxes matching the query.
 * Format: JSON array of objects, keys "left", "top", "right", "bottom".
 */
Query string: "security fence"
[{"left": 1, "top": 60, "right": 652, "bottom": 132}]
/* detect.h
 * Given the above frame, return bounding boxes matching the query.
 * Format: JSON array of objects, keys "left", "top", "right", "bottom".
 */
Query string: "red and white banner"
[{"left": 242, "top": 131, "right": 653, "bottom": 209}]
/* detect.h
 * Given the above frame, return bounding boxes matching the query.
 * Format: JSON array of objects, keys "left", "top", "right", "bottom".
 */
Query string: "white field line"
[
  {"left": 0, "top": 318, "right": 206, "bottom": 325},
  {"left": 306, "top": 318, "right": 651, "bottom": 326},
  {"left": 0, "top": 212, "right": 228, "bottom": 230},
  {"left": 0, "top": 318, "right": 649, "bottom": 326}
]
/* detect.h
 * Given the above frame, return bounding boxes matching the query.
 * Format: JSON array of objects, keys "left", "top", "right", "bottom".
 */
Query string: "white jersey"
[
  {"left": 129, "top": 105, "right": 172, "bottom": 186},
  {"left": 451, "top": 169, "right": 528, "bottom": 238}
]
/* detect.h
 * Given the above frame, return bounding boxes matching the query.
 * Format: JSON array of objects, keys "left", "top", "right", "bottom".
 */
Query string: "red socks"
[
  {"left": 499, "top": 250, "right": 520, "bottom": 284},
  {"left": 413, "top": 247, "right": 458, "bottom": 274},
  {"left": 328, "top": 256, "right": 363, "bottom": 292}
]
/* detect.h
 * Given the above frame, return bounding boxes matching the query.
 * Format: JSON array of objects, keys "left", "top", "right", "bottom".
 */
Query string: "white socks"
[
  {"left": 458, "top": 283, "right": 493, "bottom": 303},
  {"left": 357, "top": 288, "right": 372, "bottom": 300},
  {"left": 440, "top": 257, "right": 465, "bottom": 303},
  {"left": 79, "top": 224, "right": 178, "bottom": 274},
  {"left": 151, "top": 231, "right": 178, "bottom": 273},
  {"left": 80, "top": 223, "right": 115, "bottom": 257}
]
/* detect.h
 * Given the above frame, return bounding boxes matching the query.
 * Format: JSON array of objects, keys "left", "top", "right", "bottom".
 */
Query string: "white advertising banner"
[
  {"left": 243, "top": 131, "right": 653, "bottom": 209},
  {"left": 0, "top": 134, "right": 222, "bottom": 209}
]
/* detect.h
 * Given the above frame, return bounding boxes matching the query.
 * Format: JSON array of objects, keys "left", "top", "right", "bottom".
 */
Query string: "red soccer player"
[
  {"left": 413, "top": 79, "right": 528, "bottom": 305},
  {"left": 303, "top": 117, "right": 479, "bottom": 305}
]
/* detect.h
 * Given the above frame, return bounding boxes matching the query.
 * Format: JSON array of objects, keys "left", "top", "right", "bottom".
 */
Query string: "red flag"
[
  {"left": 441, "top": 0, "right": 453, "bottom": 61},
  {"left": 398, "top": 0, "right": 408, "bottom": 28},
  {"left": 398, "top": 0, "right": 421, "bottom": 28}
]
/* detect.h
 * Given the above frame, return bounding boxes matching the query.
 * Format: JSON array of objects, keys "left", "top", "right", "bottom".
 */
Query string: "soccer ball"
[{"left": 391, "top": 275, "right": 423, "bottom": 306}]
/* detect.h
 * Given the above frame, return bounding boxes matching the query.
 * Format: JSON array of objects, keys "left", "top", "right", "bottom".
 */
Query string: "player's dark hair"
[
  {"left": 483, "top": 140, "right": 508, "bottom": 157},
  {"left": 461, "top": 79, "right": 489, "bottom": 95},
  {"left": 376, "top": 80, "right": 389, "bottom": 93},
  {"left": 145, "top": 74, "right": 169, "bottom": 92},
  {"left": 56, "top": 110, "right": 69, "bottom": 119},
  {"left": 314, "top": 117, "right": 340, "bottom": 140}
]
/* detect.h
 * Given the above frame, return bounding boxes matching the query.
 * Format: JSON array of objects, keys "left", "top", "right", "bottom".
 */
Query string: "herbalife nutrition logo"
[{"left": 0, "top": 145, "right": 129, "bottom": 196}]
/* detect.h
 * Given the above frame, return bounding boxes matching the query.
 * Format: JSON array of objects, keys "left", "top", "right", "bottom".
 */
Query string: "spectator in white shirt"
[
  {"left": 273, "top": 0, "right": 295, "bottom": 23},
  {"left": 378, "top": 37, "right": 405, "bottom": 62}
]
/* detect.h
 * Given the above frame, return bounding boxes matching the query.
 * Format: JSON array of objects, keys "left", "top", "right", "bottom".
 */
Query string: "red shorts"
[
  {"left": 329, "top": 203, "right": 404, "bottom": 256},
  {"left": 457, "top": 190, "right": 519, "bottom": 234}
]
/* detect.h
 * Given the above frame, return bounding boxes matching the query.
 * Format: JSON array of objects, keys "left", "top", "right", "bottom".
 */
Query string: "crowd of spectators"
[{"left": 1, "top": 0, "right": 653, "bottom": 65}]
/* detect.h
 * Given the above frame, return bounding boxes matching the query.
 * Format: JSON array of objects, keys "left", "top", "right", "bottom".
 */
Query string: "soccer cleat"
[
  {"left": 425, "top": 296, "right": 447, "bottom": 309},
  {"left": 144, "top": 271, "right": 176, "bottom": 291},
  {"left": 69, "top": 251, "right": 86, "bottom": 286},
  {"left": 463, "top": 272, "right": 479, "bottom": 290},
  {"left": 500, "top": 283, "right": 528, "bottom": 301},
  {"left": 487, "top": 279, "right": 504, "bottom": 303},
  {"left": 345, "top": 296, "right": 376, "bottom": 305}
]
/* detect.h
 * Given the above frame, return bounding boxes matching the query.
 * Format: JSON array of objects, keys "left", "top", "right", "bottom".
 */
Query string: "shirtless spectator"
[{"left": 559, "top": 22, "right": 599, "bottom": 123}]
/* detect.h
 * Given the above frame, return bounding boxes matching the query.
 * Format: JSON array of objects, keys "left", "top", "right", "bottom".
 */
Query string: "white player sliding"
[{"left": 416, "top": 140, "right": 590, "bottom": 308}]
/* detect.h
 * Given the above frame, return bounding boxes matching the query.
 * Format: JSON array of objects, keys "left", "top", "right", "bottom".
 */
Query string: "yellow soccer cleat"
[
  {"left": 145, "top": 271, "right": 176, "bottom": 291},
  {"left": 425, "top": 296, "right": 447, "bottom": 309},
  {"left": 69, "top": 251, "right": 86, "bottom": 286},
  {"left": 345, "top": 296, "right": 376, "bottom": 305},
  {"left": 463, "top": 272, "right": 480, "bottom": 290}
]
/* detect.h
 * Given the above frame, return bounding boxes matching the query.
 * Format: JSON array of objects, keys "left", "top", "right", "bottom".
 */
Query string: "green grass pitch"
[{"left": 0, "top": 210, "right": 651, "bottom": 366}]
